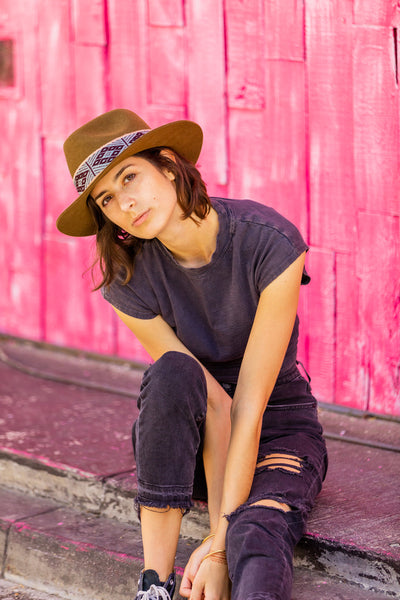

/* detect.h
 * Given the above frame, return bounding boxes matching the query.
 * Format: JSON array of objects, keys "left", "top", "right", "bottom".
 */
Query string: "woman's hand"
[
  {"left": 180, "top": 536, "right": 213, "bottom": 598},
  {"left": 188, "top": 556, "right": 231, "bottom": 600},
  {"left": 180, "top": 537, "right": 231, "bottom": 599}
]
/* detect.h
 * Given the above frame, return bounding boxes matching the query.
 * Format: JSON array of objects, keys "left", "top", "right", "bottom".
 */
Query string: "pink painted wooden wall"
[{"left": 0, "top": 0, "right": 399, "bottom": 416}]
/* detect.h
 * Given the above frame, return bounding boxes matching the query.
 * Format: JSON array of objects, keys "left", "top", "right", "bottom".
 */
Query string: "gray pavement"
[
  {"left": 0, "top": 580, "right": 67, "bottom": 600},
  {"left": 0, "top": 336, "right": 399, "bottom": 599}
]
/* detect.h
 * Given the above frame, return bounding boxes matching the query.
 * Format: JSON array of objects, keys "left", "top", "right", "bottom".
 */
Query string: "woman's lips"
[{"left": 132, "top": 209, "right": 150, "bottom": 227}]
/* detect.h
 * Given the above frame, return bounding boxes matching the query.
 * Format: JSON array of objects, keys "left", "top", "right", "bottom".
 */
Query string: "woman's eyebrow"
[{"left": 93, "top": 164, "right": 133, "bottom": 202}]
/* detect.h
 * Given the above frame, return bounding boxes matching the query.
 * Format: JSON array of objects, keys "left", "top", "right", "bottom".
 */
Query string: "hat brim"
[{"left": 56, "top": 120, "right": 203, "bottom": 237}]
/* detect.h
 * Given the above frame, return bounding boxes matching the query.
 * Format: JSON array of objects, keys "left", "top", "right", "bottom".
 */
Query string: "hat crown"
[{"left": 64, "top": 109, "right": 150, "bottom": 177}]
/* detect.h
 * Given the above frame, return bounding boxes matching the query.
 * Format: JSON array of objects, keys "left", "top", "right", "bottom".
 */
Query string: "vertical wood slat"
[
  {"left": 353, "top": 1, "right": 400, "bottom": 26},
  {"left": 225, "top": 0, "right": 265, "bottom": 110},
  {"left": 45, "top": 236, "right": 116, "bottom": 354},
  {"left": 42, "top": 138, "right": 76, "bottom": 237},
  {"left": 107, "top": 0, "right": 147, "bottom": 111},
  {"left": 306, "top": 1, "right": 357, "bottom": 252},
  {"left": 0, "top": 0, "right": 43, "bottom": 339},
  {"left": 264, "top": 0, "right": 304, "bottom": 60},
  {"left": 148, "top": 26, "right": 185, "bottom": 107},
  {"left": 335, "top": 253, "right": 367, "bottom": 410},
  {"left": 38, "top": 0, "right": 75, "bottom": 137},
  {"left": 42, "top": 138, "right": 115, "bottom": 351},
  {"left": 148, "top": 0, "right": 184, "bottom": 27},
  {"left": 228, "top": 63, "right": 308, "bottom": 236},
  {"left": 72, "top": 0, "right": 106, "bottom": 45},
  {"left": 72, "top": 0, "right": 108, "bottom": 123},
  {"left": 358, "top": 212, "right": 400, "bottom": 416},
  {"left": 186, "top": 0, "right": 228, "bottom": 194},
  {"left": 353, "top": 25, "right": 400, "bottom": 216},
  {"left": 306, "top": 249, "right": 336, "bottom": 405},
  {"left": 73, "top": 45, "right": 107, "bottom": 125}
]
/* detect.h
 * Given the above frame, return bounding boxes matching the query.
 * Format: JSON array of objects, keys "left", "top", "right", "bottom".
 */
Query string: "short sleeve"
[
  {"left": 251, "top": 215, "right": 310, "bottom": 293},
  {"left": 102, "top": 278, "right": 158, "bottom": 320}
]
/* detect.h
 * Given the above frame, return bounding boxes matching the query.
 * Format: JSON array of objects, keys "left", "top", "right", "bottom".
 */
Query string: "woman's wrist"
[
  {"left": 201, "top": 533, "right": 215, "bottom": 545},
  {"left": 209, "top": 516, "right": 228, "bottom": 552},
  {"left": 201, "top": 549, "right": 227, "bottom": 565}
]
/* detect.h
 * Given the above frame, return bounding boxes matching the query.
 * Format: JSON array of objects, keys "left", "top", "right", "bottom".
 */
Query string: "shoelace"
[{"left": 136, "top": 584, "right": 171, "bottom": 600}]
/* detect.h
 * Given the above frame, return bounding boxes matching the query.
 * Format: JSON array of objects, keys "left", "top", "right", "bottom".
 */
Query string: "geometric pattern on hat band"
[{"left": 73, "top": 130, "right": 150, "bottom": 193}]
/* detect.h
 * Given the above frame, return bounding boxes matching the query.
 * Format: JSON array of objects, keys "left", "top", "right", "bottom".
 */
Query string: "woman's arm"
[
  {"left": 187, "top": 252, "right": 306, "bottom": 600},
  {"left": 207, "top": 251, "right": 306, "bottom": 552},
  {"left": 112, "top": 307, "right": 232, "bottom": 531}
]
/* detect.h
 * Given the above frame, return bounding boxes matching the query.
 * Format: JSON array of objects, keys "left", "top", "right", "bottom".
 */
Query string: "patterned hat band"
[{"left": 73, "top": 129, "right": 150, "bottom": 193}]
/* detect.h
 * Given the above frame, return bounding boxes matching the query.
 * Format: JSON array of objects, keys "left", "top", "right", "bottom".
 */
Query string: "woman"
[{"left": 57, "top": 109, "right": 328, "bottom": 600}]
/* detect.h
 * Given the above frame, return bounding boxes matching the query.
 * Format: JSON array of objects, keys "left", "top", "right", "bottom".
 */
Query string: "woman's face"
[{"left": 91, "top": 155, "right": 180, "bottom": 239}]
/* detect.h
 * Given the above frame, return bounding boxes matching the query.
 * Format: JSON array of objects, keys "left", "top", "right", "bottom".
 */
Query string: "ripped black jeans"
[{"left": 132, "top": 351, "right": 328, "bottom": 600}]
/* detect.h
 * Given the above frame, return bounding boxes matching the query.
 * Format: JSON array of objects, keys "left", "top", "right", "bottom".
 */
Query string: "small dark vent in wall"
[{"left": 0, "top": 39, "right": 15, "bottom": 87}]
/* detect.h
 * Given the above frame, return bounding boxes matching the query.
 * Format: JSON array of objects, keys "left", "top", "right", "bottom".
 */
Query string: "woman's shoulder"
[{"left": 212, "top": 197, "right": 304, "bottom": 242}]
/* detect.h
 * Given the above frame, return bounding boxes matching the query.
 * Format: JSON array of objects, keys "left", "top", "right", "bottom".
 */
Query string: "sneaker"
[{"left": 135, "top": 569, "right": 176, "bottom": 600}]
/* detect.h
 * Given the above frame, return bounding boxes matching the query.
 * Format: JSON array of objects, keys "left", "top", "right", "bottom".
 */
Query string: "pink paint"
[
  {"left": 0, "top": 445, "right": 97, "bottom": 478},
  {"left": 0, "top": 1, "right": 398, "bottom": 416}
]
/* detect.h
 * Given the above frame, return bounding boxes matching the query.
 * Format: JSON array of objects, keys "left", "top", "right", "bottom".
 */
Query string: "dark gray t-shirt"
[{"left": 103, "top": 198, "right": 310, "bottom": 384}]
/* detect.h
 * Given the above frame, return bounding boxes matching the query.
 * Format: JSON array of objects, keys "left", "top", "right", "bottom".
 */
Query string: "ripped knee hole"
[
  {"left": 249, "top": 499, "right": 291, "bottom": 512},
  {"left": 256, "top": 453, "right": 303, "bottom": 474}
]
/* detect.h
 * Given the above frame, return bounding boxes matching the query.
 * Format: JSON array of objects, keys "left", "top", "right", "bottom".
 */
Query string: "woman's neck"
[{"left": 158, "top": 207, "right": 219, "bottom": 268}]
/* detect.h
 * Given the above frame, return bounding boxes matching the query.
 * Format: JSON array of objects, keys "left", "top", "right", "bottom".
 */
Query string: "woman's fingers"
[
  {"left": 180, "top": 554, "right": 198, "bottom": 597},
  {"left": 179, "top": 575, "right": 192, "bottom": 598}
]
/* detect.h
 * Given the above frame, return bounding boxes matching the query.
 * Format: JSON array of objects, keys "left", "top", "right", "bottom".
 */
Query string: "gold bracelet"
[
  {"left": 201, "top": 550, "right": 227, "bottom": 565},
  {"left": 201, "top": 533, "right": 215, "bottom": 545}
]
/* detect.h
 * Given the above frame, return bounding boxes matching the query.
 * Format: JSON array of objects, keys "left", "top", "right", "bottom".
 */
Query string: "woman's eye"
[
  {"left": 123, "top": 173, "right": 135, "bottom": 184},
  {"left": 101, "top": 195, "right": 112, "bottom": 207}
]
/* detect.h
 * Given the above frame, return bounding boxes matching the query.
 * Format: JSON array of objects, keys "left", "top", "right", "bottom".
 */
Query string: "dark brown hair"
[{"left": 87, "top": 147, "right": 211, "bottom": 290}]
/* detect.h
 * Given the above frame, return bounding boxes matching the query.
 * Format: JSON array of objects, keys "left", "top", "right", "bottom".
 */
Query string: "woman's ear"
[
  {"left": 160, "top": 148, "right": 176, "bottom": 180},
  {"left": 160, "top": 148, "right": 177, "bottom": 162}
]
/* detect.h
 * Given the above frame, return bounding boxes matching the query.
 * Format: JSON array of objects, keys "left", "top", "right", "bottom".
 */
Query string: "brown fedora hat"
[{"left": 56, "top": 109, "right": 203, "bottom": 236}]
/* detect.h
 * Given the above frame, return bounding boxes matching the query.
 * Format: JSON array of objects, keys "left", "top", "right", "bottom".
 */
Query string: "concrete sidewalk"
[{"left": 0, "top": 336, "right": 399, "bottom": 599}]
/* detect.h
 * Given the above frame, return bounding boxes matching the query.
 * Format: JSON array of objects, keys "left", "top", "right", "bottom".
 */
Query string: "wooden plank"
[
  {"left": 44, "top": 236, "right": 116, "bottom": 354},
  {"left": 1, "top": 0, "right": 44, "bottom": 340},
  {"left": 306, "top": 1, "right": 357, "bottom": 251},
  {"left": 228, "top": 61, "right": 308, "bottom": 236},
  {"left": 265, "top": 0, "right": 304, "bottom": 60},
  {"left": 73, "top": 44, "right": 107, "bottom": 125},
  {"left": 4, "top": 271, "right": 43, "bottom": 340},
  {"left": 145, "top": 105, "right": 186, "bottom": 127},
  {"left": 148, "top": 26, "right": 185, "bottom": 106},
  {"left": 0, "top": 101, "right": 17, "bottom": 334},
  {"left": 43, "top": 140, "right": 116, "bottom": 354},
  {"left": 107, "top": 0, "right": 147, "bottom": 112},
  {"left": 358, "top": 212, "right": 400, "bottom": 417},
  {"left": 335, "top": 253, "right": 366, "bottom": 410},
  {"left": 42, "top": 137, "right": 78, "bottom": 237},
  {"left": 353, "top": 0, "right": 400, "bottom": 26},
  {"left": 306, "top": 248, "right": 336, "bottom": 405},
  {"left": 353, "top": 26, "right": 400, "bottom": 216},
  {"left": 38, "top": 0, "right": 75, "bottom": 137},
  {"left": 225, "top": 0, "right": 265, "bottom": 110},
  {"left": 72, "top": 0, "right": 106, "bottom": 45},
  {"left": 297, "top": 272, "right": 311, "bottom": 374},
  {"left": 148, "top": 0, "right": 184, "bottom": 27},
  {"left": 186, "top": 0, "right": 228, "bottom": 195},
  {"left": 228, "top": 109, "right": 270, "bottom": 205}
]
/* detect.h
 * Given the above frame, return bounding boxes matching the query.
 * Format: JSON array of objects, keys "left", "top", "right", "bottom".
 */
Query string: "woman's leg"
[
  {"left": 140, "top": 506, "right": 183, "bottom": 580},
  {"left": 225, "top": 456, "right": 322, "bottom": 600},
  {"left": 225, "top": 376, "right": 328, "bottom": 600},
  {"left": 132, "top": 351, "right": 208, "bottom": 582}
]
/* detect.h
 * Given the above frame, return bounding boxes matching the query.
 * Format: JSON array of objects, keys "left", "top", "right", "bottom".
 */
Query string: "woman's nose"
[{"left": 117, "top": 190, "right": 136, "bottom": 212}]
